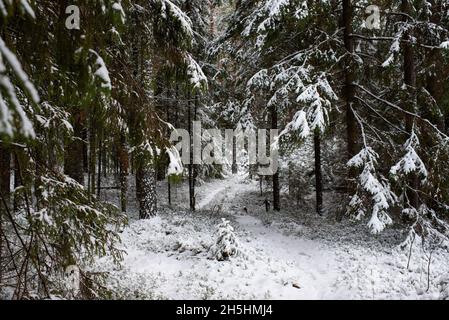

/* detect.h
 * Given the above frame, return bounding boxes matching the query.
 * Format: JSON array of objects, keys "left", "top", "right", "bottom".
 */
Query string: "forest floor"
[{"left": 92, "top": 174, "right": 449, "bottom": 300}]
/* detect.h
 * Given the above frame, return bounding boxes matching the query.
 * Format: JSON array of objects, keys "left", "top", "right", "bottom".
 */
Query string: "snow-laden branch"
[
  {"left": 157, "top": 0, "right": 194, "bottom": 38},
  {"left": 0, "top": 36, "right": 38, "bottom": 138}
]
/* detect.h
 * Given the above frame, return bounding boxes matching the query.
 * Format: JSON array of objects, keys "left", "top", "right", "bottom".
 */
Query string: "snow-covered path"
[
  {"left": 94, "top": 175, "right": 449, "bottom": 300},
  {"left": 197, "top": 175, "right": 339, "bottom": 299},
  {"left": 233, "top": 214, "right": 339, "bottom": 299}
]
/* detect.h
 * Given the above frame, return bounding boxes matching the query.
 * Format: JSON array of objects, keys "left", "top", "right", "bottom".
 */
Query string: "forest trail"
[
  {"left": 196, "top": 176, "right": 240, "bottom": 210},
  {"left": 200, "top": 174, "right": 339, "bottom": 299}
]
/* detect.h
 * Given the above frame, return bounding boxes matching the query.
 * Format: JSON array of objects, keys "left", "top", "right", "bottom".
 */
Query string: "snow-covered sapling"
[{"left": 211, "top": 219, "right": 239, "bottom": 261}]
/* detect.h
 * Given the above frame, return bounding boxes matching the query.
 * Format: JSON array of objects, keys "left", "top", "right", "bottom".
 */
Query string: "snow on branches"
[
  {"left": 0, "top": 0, "right": 35, "bottom": 18},
  {"left": 185, "top": 53, "right": 208, "bottom": 90},
  {"left": 390, "top": 130, "right": 428, "bottom": 181},
  {"left": 93, "top": 53, "right": 112, "bottom": 91},
  {"left": 210, "top": 219, "right": 240, "bottom": 261},
  {"left": 242, "top": 0, "right": 310, "bottom": 48},
  {"left": 0, "top": 2, "right": 39, "bottom": 138},
  {"left": 347, "top": 133, "right": 396, "bottom": 234},
  {"left": 157, "top": 0, "right": 194, "bottom": 38}
]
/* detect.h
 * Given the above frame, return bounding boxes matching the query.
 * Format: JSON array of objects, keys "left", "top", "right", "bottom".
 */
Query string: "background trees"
[{"left": 216, "top": 0, "right": 449, "bottom": 239}]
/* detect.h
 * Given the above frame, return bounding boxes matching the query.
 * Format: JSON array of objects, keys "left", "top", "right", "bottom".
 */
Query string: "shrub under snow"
[{"left": 210, "top": 219, "right": 239, "bottom": 261}]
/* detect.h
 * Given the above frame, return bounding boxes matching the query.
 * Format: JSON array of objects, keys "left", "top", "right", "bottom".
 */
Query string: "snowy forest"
[{"left": 0, "top": 0, "right": 449, "bottom": 301}]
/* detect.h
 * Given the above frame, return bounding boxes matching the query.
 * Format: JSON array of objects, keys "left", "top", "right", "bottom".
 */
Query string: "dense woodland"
[{"left": 1, "top": 0, "right": 449, "bottom": 299}]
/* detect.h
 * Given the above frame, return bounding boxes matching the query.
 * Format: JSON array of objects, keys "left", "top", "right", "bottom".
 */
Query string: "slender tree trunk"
[
  {"left": 118, "top": 134, "right": 129, "bottom": 213},
  {"left": 188, "top": 92, "right": 195, "bottom": 211},
  {"left": 89, "top": 125, "right": 96, "bottom": 196},
  {"left": 13, "top": 153, "right": 22, "bottom": 211},
  {"left": 167, "top": 107, "right": 172, "bottom": 206},
  {"left": 82, "top": 127, "right": 88, "bottom": 173},
  {"left": 0, "top": 143, "right": 10, "bottom": 286},
  {"left": 0, "top": 144, "right": 10, "bottom": 205},
  {"left": 271, "top": 105, "right": 280, "bottom": 211},
  {"left": 314, "top": 130, "right": 323, "bottom": 215},
  {"left": 97, "top": 135, "right": 102, "bottom": 198},
  {"left": 65, "top": 112, "right": 85, "bottom": 185},
  {"left": 232, "top": 139, "right": 238, "bottom": 174},
  {"left": 193, "top": 96, "right": 199, "bottom": 209},
  {"left": 103, "top": 141, "right": 107, "bottom": 179},
  {"left": 342, "top": 0, "right": 357, "bottom": 190}
]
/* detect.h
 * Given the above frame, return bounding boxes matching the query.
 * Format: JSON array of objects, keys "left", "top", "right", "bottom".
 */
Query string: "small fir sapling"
[{"left": 211, "top": 218, "right": 239, "bottom": 261}]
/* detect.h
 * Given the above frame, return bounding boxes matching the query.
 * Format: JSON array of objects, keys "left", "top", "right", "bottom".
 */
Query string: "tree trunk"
[
  {"left": 188, "top": 92, "right": 195, "bottom": 211},
  {"left": 97, "top": 135, "right": 102, "bottom": 198},
  {"left": 271, "top": 105, "right": 280, "bottom": 211},
  {"left": 65, "top": 112, "right": 85, "bottom": 185},
  {"left": 82, "top": 127, "right": 88, "bottom": 173},
  {"left": 89, "top": 125, "right": 96, "bottom": 196},
  {"left": 137, "top": 163, "right": 157, "bottom": 219},
  {"left": 232, "top": 139, "right": 238, "bottom": 174},
  {"left": 0, "top": 144, "right": 10, "bottom": 205},
  {"left": 167, "top": 89, "right": 172, "bottom": 207},
  {"left": 314, "top": 130, "right": 323, "bottom": 215},
  {"left": 0, "top": 143, "right": 10, "bottom": 286},
  {"left": 342, "top": 0, "right": 357, "bottom": 191},
  {"left": 13, "top": 153, "right": 22, "bottom": 211}
]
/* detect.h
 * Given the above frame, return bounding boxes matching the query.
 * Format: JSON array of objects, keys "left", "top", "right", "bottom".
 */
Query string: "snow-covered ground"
[{"left": 92, "top": 174, "right": 449, "bottom": 300}]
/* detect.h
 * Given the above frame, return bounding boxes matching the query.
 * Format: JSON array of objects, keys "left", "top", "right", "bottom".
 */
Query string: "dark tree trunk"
[
  {"left": 232, "top": 139, "right": 238, "bottom": 174},
  {"left": 82, "top": 127, "right": 88, "bottom": 173},
  {"left": 188, "top": 92, "right": 195, "bottom": 211},
  {"left": 97, "top": 135, "right": 102, "bottom": 198},
  {"left": 167, "top": 89, "right": 172, "bottom": 207},
  {"left": 314, "top": 130, "right": 323, "bottom": 215},
  {"left": 89, "top": 125, "right": 96, "bottom": 196},
  {"left": 103, "top": 141, "right": 107, "bottom": 178},
  {"left": 271, "top": 105, "right": 280, "bottom": 211},
  {"left": 65, "top": 112, "right": 85, "bottom": 185},
  {"left": 0, "top": 143, "right": 10, "bottom": 286},
  {"left": 342, "top": 0, "right": 357, "bottom": 191},
  {"left": 0, "top": 144, "right": 10, "bottom": 204},
  {"left": 13, "top": 153, "right": 22, "bottom": 211}
]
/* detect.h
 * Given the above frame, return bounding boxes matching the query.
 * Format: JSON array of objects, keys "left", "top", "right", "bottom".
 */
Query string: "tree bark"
[
  {"left": 232, "top": 139, "right": 238, "bottom": 174},
  {"left": 64, "top": 112, "right": 85, "bottom": 185},
  {"left": 271, "top": 105, "right": 280, "bottom": 211},
  {"left": 97, "top": 135, "right": 102, "bottom": 198},
  {"left": 0, "top": 143, "right": 10, "bottom": 286},
  {"left": 167, "top": 88, "right": 172, "bottom": 207},
  {"left": 89, "top": 125, "right": 96, "bottom": 196},
  {"left": 82, "top": 127, "right": 88, "bottom": 173},
  {"left": 314, "top": 130, "right": 323, "bottom": 215},
  {"left": 188, "top": 92, "right": 195, "bottom": 211},
  {"left": 130, "top": 8, "right": 158, "bottom": 219},
  {"left": 342, "top": 0, "right": 357, "bottom": 191},
  {"left": 137, "top": 164, "right": 157, "bottom": 219},
  {"left": 0, "top": 144, "right": 10, "bottom": 205},
  {"left": 13, "top": 153, "right": 23, "bottom": 211}
]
